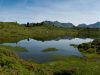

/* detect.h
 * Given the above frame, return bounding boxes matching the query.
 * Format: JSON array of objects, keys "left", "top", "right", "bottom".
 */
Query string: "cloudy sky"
[{"left": 0, "top": 0, "right": 100, "bottom": 25}]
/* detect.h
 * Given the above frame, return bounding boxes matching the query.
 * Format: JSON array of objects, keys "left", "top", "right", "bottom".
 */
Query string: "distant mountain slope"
[
  {"left": 21, "top": 21, "right": 100, "bottom": 28},
  {"left": 43, "top": 21, "right": 100, "bottom": 28},
  {"left": 43, "top": 21, "right": 74, "bottom": 28},
  {"left": 77, "top": 22, "right": 100, "bottom": 28},
  {"left": 89, "top": 22, "right": 100, "bottom": 28},
  {"left": 77, "top": 24, "right": 88, "bottom": 28}
]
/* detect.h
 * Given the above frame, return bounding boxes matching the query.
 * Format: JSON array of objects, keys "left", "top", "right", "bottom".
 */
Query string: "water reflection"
[{"left": 1, "top": 38, "right": 93, "bottom": 63}]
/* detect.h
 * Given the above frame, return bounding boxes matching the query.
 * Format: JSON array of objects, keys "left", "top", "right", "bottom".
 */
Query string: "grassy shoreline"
[{"left": 0, "top": 43, "right": 100, "bottom": 75}]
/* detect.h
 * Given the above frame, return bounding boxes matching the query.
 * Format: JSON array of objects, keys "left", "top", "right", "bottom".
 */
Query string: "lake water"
[{"left": 1, "top": 37, "right": 93, "bottom": 63}]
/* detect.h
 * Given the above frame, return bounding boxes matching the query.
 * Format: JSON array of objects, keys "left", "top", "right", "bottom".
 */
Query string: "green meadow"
[
  {"left": 0, "top": 22, "right": 100, "bottom": 75},
  {"left": 0, "top": 22, "right": 77, "bottom": 42},
  {"left": 0, "top": 22, "right": 100, "bottom": 42}
]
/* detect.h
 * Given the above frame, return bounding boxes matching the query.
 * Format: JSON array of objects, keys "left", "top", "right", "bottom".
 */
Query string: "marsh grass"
[
  {"left": 42, "top": 48, "right": 58, "bottom": 52},
  {"left": 0, "top": 45, "right": 27, "bottom": 52}
]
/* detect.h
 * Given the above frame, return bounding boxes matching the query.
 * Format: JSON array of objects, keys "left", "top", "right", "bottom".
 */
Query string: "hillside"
[
  {"left": 78, "top": 22, "right": 100, "bottom": 28},
  {"left": 40, "top": 21, "right": 74, "bottom": 28}
]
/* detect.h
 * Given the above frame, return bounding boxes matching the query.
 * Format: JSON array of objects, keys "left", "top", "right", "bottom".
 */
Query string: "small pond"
[{"left": 1, "top": 37, "right": 93, "bottom": 63}]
